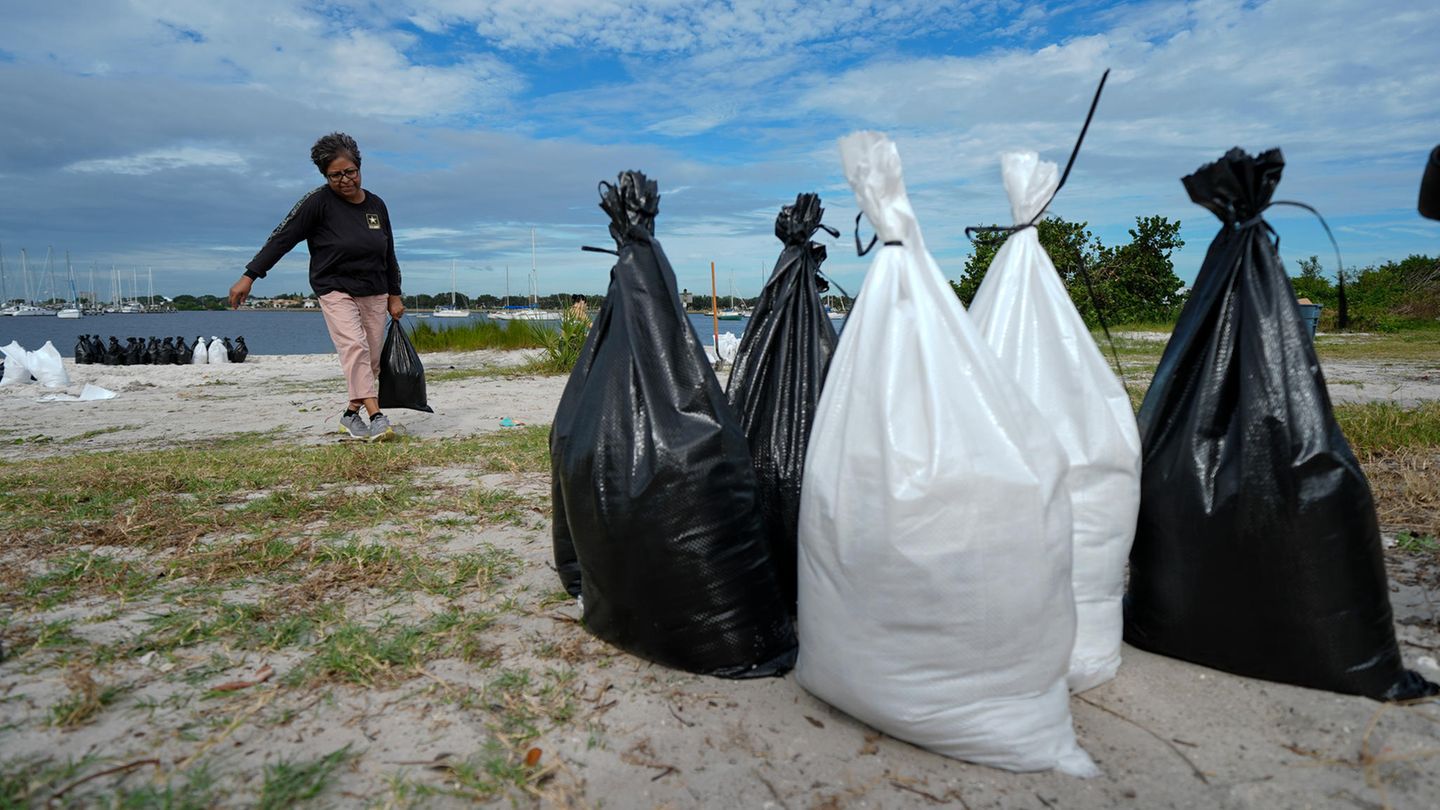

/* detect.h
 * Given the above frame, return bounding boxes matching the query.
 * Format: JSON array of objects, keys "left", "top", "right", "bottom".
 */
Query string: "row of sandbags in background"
[
  {"left": 550, "top": 140, "right": 1437, "bottom": 778},
  {"left": 73, "top": 334, "right": 248, "bottom": 366}
]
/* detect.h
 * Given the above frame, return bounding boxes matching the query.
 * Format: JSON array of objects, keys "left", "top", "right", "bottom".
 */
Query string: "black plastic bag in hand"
[
  {"left": 378, "top": 320, "right": 433, "bottom": 413},
  {"left": 550, "top": 171, "right": 797, "bottom": 678},
  {"left": 1124, "top": 148, "right": 1438, "bottom": 701},
  {"left": 726, "top": 192, "right": 839, "bottom": 611}
]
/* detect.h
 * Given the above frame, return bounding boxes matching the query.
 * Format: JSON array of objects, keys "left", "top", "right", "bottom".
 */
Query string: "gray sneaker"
[
  {"left": 338, "top": 410, "right": 368, "bottom": 439},
  {"left": 366, "top": 412, "right": 395, "bottom": 442}
]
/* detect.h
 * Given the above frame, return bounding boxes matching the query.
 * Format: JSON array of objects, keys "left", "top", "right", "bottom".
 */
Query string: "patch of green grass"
[
  {"left": 0, "top": 428, "right": 551, "bottom": 556},
  {"left": 0, "top": 754, "right": 102, "bottom": 808},
  {"left": 1394, "top": 531, "right": 1439, "bottom": 554},
  {"left": 19, "top": 551, "right": 156, "bottom": 609},
  {"left": 455, "top": 488, "right": 541, "bottom": 527},
  {"left": 108, "top": 764, "right": 218, "bottom": 810},
  {"left": 257, "top": 745, "right": 354, "bottom": 810},
  {"left": 293, "top": 606, "right": 504, "bottom": 687},
  {"left": 1314, "top": 329, "right": 1440, "bottom": 362},
  {"left": 62, "top": 424, "right": 140, "bottom": 445},
  {"left": 127, "top": 600, "right": 331, "bottom": 658},
  {"left": 1334, "top": 401, "right": 1440, "bottom": 456},
  {"left": 426, "top": 366, "right": 524, "bottom": 383}
]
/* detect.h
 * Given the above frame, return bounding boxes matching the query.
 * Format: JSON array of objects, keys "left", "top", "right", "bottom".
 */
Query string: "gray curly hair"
[{"left": 311, "top": 132, "right": 361, "bottom": 174}]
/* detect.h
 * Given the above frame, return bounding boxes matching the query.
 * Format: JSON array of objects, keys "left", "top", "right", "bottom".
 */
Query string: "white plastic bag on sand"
[
  {"left": 796, "top": 131, "right": 1095, "bottom": 777},
  {"left": 968, "top": 152, "right": 1142, "bottom": 693},
  {"left": 1, "top": 341, "right": 33, "bottom": 385},
  {"left": 191, "top": 336, "right": 208, "bottom": 364},
  {"left": 26, "top": 341, "right": 69, "bottom": 387},
  {"left": 208, "top": 336, "right": 229, "bottom": 364},
  {"left": 714, "top": 332, "right": 739, "bottom": 363},
  {"left": 39, "top": 383, "right": 118, "bottom": 402}
]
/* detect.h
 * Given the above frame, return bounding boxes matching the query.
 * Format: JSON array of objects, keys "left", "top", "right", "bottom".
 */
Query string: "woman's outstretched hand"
[{"left": 229, "top": 276, "right": 254, "bottom": 309}]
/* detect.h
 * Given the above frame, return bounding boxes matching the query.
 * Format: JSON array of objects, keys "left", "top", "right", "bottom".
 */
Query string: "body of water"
[{"left": 1, "top": 310, "right": 766, "bottom": 356}]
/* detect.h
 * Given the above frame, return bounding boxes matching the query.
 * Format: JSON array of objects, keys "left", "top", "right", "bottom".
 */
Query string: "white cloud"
[{"left": 64, "top": 147, "right": 248, "bottom": 176}]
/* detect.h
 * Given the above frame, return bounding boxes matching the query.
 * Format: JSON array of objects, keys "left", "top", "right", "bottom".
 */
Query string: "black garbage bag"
[
  {"left": 726, "top": 192, "right": 839, "bottom": 611},
  {"left": 550, "top": 171, "right": 796, "bottom": 678},
  {"left": 103, "top": 337, "right": 124, "bottom": 365},
  {"left": 228, "top": 336, "right": 248, "bottom": 363},
  {"left": 1124, "top": 147, "right": 1438, "bottom": 701},
  {"left": 143, "top": 337, "right": 160, "bottom": 365},
  {"left": 74, "top": 335, "right": 93, "bottom": 365},
  {"left": 173, "top": 336, "right": 190, "bottom": 365},
  {"left": 377, "top": 320, "right": 433, "bottom": 413},
  {"left": 125, "top": 338, "right": 144, "bottom": 366},
  {"left": 157, "top": 337, "right": 177, "bottom": 365},
  {"left": 1421, "top": 144, "right": 1440, "bottom": 220}
]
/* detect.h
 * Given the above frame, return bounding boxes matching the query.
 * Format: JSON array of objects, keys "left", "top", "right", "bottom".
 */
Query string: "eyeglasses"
[{"left": 326, "top": 167, "right": 359, "bottom": 182}]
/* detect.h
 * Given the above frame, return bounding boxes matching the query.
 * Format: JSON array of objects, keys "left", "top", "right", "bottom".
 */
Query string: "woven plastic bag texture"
[
  {"left": 550, "top": 171, "right": 796, "bottom": 679},
  {"left": 1125, "top": 147, "right": 1438, "bottom": 701},
  {"left": 796, "top": 132, "right": 1095, "bottom": 775},
  {"left": 726, "top": 192, "right": 839, "bottom": 611},
  {"left": 968, "top": 151, "right": 1141, "bottom": 692}
]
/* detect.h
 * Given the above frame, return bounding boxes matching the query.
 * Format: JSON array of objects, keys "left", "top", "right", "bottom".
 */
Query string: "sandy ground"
[{"left": 1, "top": 350, "right": 1438, "bottom": 808}]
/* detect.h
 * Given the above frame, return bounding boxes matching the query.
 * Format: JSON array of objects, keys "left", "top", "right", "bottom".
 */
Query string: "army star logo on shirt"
[{"left": 365, "top": 213, "right": 381, "bottom": 230}]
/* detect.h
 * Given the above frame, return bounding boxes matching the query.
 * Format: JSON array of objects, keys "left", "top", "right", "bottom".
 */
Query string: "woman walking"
[{"left": 229, "top": 132, "right": 405, "bottom": 441}]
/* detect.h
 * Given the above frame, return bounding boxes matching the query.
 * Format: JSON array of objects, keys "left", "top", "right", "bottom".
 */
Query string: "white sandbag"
[
  {"left": 191, "top": 336, "right": 208, "bottom": 364},
  {"left": 968, "top": 152, "right": 1142, "bottom": 693},
  {"left": 714, "top": 332, "right": 739, "bottom": 363},
  {"left": 26, "top": 341, "right": 69, "bottom": 387},
  {"left": 1, "top": 341, "right": 33, "bottom": 385},
  {"left": 207, "top": 336, "right": 229, "bottom": 364},
  {"left": 796, "top": 131, "right": 1095, "bottom": 777}
]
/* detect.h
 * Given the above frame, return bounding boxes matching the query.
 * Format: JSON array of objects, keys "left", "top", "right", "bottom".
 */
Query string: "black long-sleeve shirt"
[{"left": 245, "top": 186, "right": 403, "bottom": 297}]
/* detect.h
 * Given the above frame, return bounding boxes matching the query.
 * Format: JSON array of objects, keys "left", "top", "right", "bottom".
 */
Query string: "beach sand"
[
  {"left": 0, "top": 350, "right": 566, "bottom": 458},
  {"left": 0, "top": 349, "right": 1437, "bottom": 807}
]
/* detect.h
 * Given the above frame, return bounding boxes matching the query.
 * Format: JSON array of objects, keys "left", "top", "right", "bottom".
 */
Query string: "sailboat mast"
[
  {"left": 530, "top": 228, "right": 537, "bottom": 308},
  {"left": 0, "top": 244, "right": 7, "bottom": 305},
  {"left": 21, "top": 248, "right": 32, "bottom": 305}
]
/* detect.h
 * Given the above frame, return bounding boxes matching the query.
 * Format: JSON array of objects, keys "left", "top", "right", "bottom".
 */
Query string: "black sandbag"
[
  {"left": 726, "top": 192, "right": 839, "bottom": 611},
  {"left": 550, "top": 171, "right": 796, "bottom": 678},
  {"left": 228, "top": 336, "right": 248, "bottom": 363},
  {"left": 143, "top": 337, "right": 160, "bottom": 365},
  {"left": 1124, "top": 147, "right": 1438, "bottom": 701},
  {"left": 74, "top": 335, "right": 93, "bottom": 365},
  {"left": 377, "top": 320, "right": 433, "bottom": 413},
  {"left": 103, "top": 337, "right": 123, "bottom": 365},
  {"left": 125, "top": 338, "right": 143, "bottom": 366},
  {"left": 173, "top": 336, "right": 190, "bottom": 365},
  {"left": 1421, "top": 144, "right": 1440, "bottom": 220},
  {"left": 157, "top": 337, "right": 177, "bottom": 365}
]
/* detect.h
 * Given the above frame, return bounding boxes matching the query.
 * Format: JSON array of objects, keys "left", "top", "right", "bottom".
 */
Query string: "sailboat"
[
  {"left": 716, "top": 272, "right": 745, "bottom": 320},
  {"left": 8, "top": 249, "right": 48, "bottom": 316},
  {"left": 433, "top": 259, "right": 470, "bottom": 318},
  {"left": 56, "top": 251, "right": 83, "bottom": 318},
  {"left": 490, "top": 230, "right": 559, "bottom": 322}
]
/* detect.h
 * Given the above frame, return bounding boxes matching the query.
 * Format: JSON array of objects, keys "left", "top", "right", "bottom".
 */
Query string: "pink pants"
[{"left": 318, "top": 291, "right": 389, "bottom": 402}]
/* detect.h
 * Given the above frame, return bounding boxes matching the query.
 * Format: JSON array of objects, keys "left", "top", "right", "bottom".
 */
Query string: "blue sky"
[{"left": 1, "top": 0, "right": 1436, "bottom": 302}]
